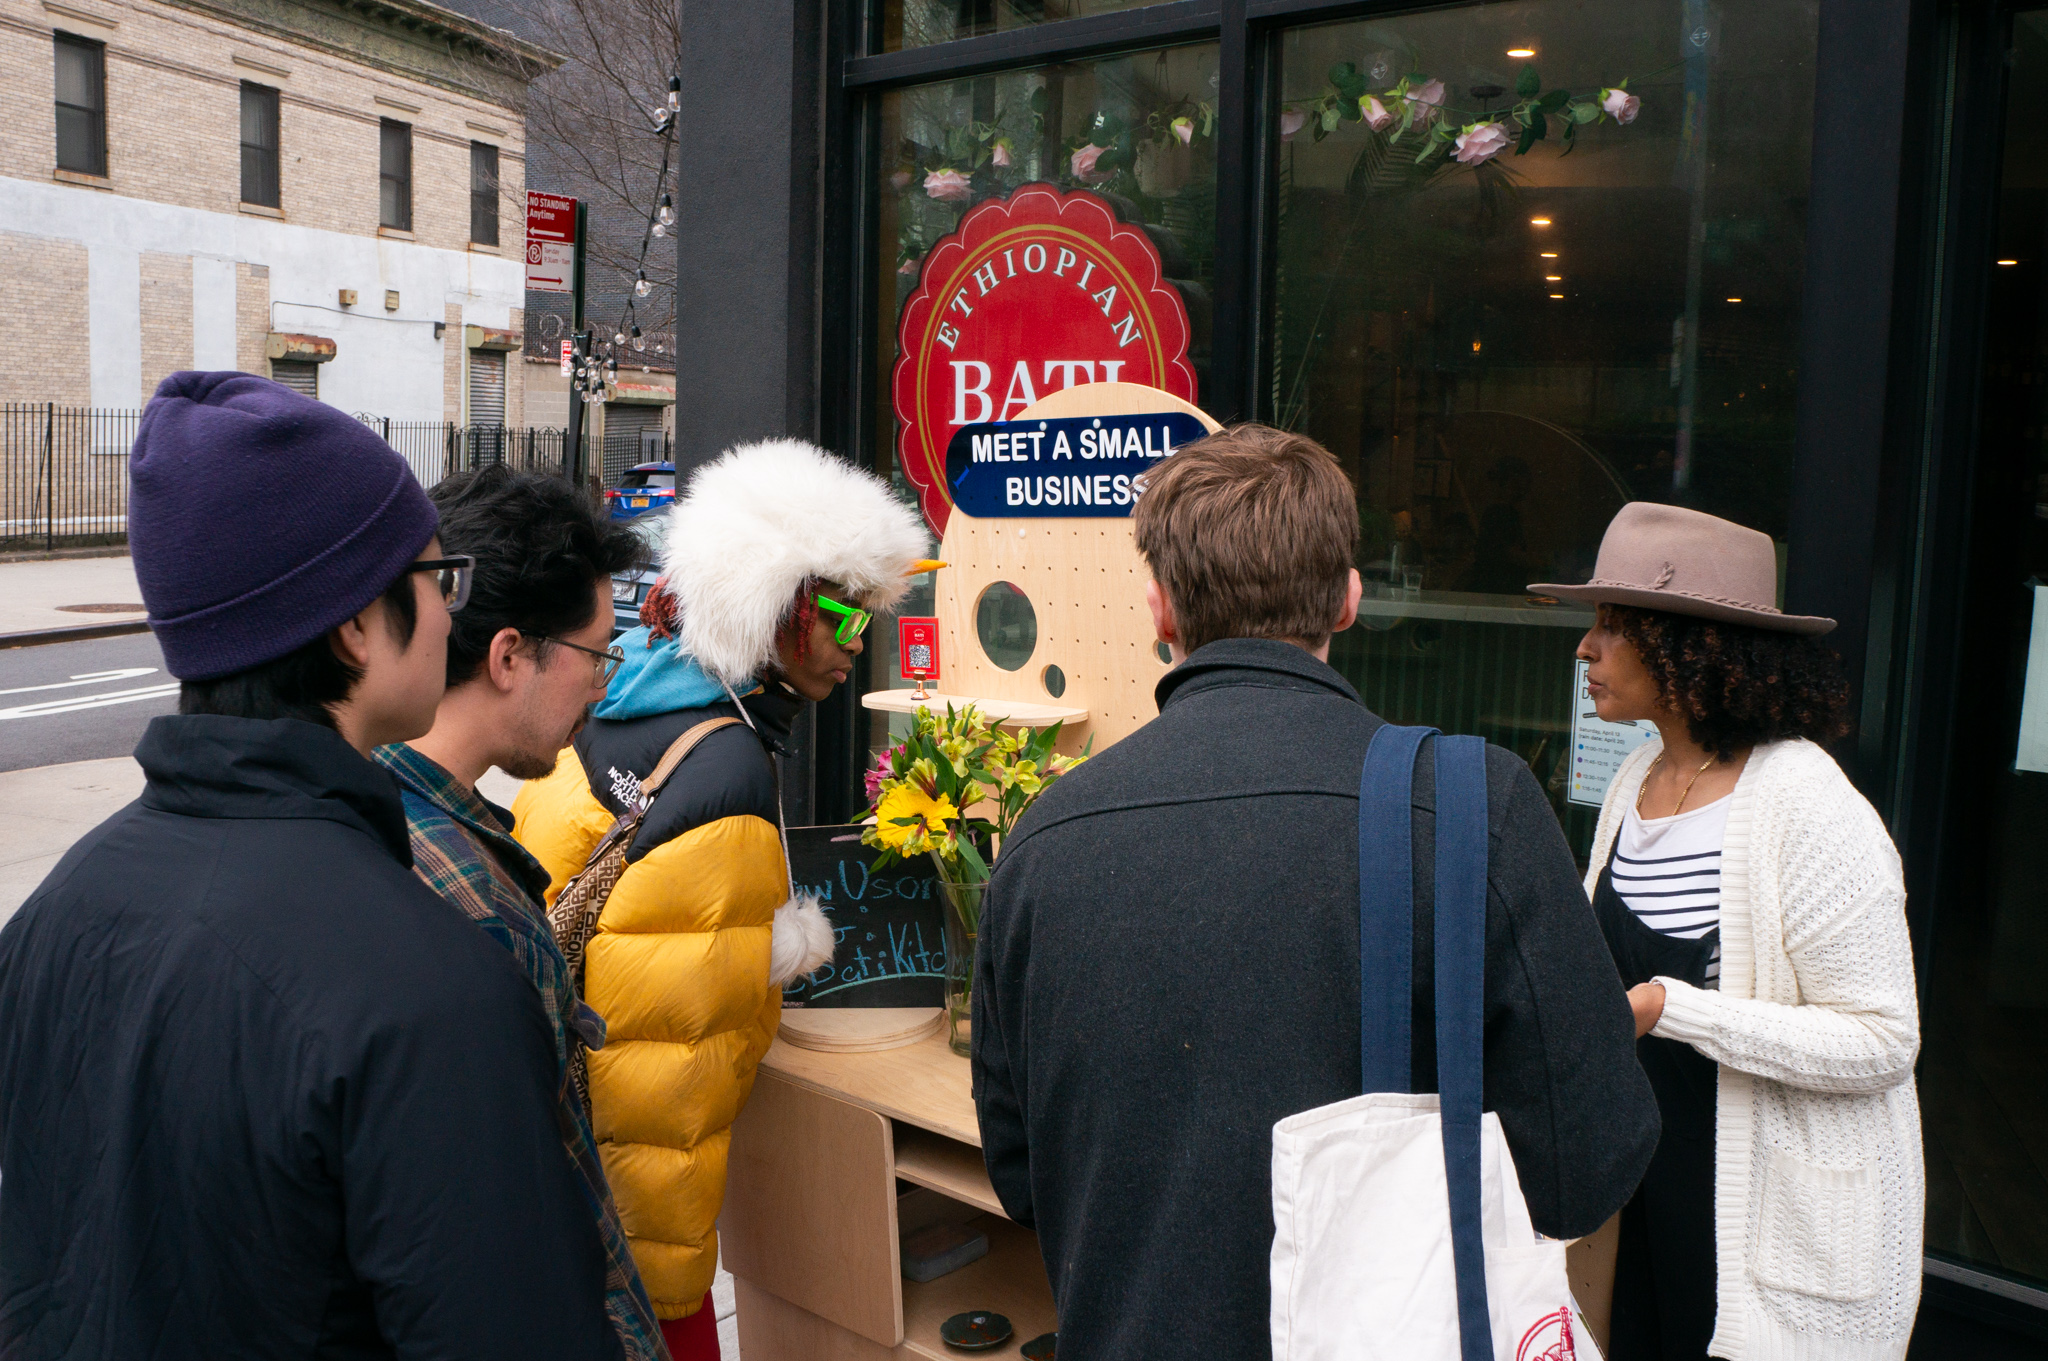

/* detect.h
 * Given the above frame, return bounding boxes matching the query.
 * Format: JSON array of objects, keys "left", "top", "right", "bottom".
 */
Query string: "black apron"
[{"left": 1592, "top": 846, "right": 1721, "bottom": 1361}]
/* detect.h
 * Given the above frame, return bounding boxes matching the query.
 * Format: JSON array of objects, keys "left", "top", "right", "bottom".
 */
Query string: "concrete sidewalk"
[
  {"left": 0, "top": 555, "right": 147, "bottom": 637},
  {"left": 0, "top": 756, "right": 146, "bottom": 926}
]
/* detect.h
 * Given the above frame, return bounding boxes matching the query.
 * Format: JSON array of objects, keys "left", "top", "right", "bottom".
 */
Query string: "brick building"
[{"left": 0, "top": 0, "right": 559, "bottom": 432}]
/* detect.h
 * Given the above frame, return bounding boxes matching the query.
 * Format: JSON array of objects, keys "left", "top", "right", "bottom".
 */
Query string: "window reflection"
[
  {"left": 1274, "top": 1, "right": 1818, "bottom": 849},
  {"left": 866, "top": 47, "right": 1220, "bottom": 754},
  {"left": 880, "top": 0, "right": 1166, "bottom": 53}
]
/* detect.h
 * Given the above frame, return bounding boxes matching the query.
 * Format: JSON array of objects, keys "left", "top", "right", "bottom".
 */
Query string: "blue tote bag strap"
[
  {"left": 1357, "top": 723, "right": 1433, "bottom": 1095},
  {"left": 1357, "top": 725, "right": 1494, "bottom": 1361},
  {"left": 1433, "top": 734, "right": 1493, "bottom": 1361}
]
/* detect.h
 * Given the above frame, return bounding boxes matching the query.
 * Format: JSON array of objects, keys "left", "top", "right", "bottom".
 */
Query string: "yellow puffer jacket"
[{"left": 514, "top": 696, "right": 792, "bottom": 1320}]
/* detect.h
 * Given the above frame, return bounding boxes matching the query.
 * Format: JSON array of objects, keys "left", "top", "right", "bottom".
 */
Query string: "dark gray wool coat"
[{"left": 972, "top": 638, "right": 1659, "bottom": 1361}]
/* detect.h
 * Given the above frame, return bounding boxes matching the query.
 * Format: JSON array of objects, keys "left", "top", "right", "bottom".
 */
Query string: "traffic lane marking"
[
  {"left": 0, "top": 682, "right": 181, "bottom": 720},
  {"left": 0, "top": 668, "right": 157, "bottom": 697}
]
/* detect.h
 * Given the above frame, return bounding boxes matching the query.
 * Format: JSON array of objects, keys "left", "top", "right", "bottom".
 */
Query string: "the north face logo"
[{"left": 607, "top": 765, "right": 644, "bottom": 809}]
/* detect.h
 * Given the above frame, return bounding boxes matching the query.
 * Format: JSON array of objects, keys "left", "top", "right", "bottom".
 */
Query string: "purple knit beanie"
[{"left": 130, "top": 371, "right": 439, "bottom": 681}]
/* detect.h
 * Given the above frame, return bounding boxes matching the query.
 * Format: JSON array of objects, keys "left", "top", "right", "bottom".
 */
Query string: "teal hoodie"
[{"left": 593, "top": 626, "right": 757, "bottom": 721}]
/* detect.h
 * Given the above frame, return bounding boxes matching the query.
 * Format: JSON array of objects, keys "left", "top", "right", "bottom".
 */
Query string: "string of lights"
[{"left": 567, "top": 73, "right": 681, "bottom": 409}]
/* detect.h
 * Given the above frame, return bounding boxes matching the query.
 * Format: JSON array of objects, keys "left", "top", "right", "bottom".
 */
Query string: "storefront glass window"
[
  {"left": 880, "top": 0, "right": 1165, "bottom": 53},
  {"left": 866, "top": 44, "right": 1219, "bottom": 753},
  {"left": 1272, "top": 1, "right": 1819, "bottom": 855},
  {"left": 1919, "top": 8, "right": 2048, "bottom": 1293}
]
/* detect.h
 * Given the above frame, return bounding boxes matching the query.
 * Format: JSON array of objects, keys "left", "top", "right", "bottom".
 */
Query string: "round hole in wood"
[
  {"left": 975, "top": 581, "right": 1037, "bottom": 671},
  {"left": 1154, "top": 641, "right": 1173, "bottom": 665},
  {"left": 1041, "top": 664, "right": 1066, "bottom": 698}
]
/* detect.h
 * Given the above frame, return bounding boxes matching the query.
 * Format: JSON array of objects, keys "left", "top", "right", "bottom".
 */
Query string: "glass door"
[{"left": 1920, "top": 5, "right": 2048, "bottom": 1298}]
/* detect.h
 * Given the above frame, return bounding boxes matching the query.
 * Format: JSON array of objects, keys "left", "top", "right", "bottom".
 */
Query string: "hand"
[{"left": 1627, "top": 982, "right": 1666, "bottom": 1038}]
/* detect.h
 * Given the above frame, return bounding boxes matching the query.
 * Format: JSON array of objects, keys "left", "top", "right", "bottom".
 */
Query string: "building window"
[
  {"left": 54, "top": 33, "right": 106, "bottom": 176},
  {"left": 270, "top": 360, "right": 318, "bottom": 397},
  {"left": 470, "top": 141, "right": 499, "bottom": 245},
  {"left": 240, "top": 82, "right": 280, "bottom": 207},
  {"left": 379, "top": 118, "right": 411, "bottom": 231},
  {"left": 466, "top": 349, "right": 505, "bottom": 426}
]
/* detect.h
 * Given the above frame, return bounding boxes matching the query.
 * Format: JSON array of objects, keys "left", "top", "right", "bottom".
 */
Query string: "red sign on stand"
[
  {"left": 898, "top": 617, "right": 941, "bottom": 685},
  {"left": 891, "top": 184, "right": 1197, "bottom": 535}
]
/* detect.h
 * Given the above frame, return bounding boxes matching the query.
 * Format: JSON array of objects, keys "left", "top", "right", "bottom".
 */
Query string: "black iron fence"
[
  {"left": 1, "top": 405, "right": 139, "bottom": 552},
  {"left": 2, "top": 406, "right": 666, "bottom": 552}
]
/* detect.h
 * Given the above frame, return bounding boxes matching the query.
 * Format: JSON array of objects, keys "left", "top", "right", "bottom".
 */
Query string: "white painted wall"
[{"left": 2, "top": 175, "right": 520, "bottom": 419}]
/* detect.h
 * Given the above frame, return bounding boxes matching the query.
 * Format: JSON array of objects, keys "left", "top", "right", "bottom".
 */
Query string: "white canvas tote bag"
[{"left": 1269, "top": 726, "right": 1592, "bottom": 1361}]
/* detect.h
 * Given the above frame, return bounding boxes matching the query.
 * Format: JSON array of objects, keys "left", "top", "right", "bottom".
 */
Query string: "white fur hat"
[{"left": 662, "top": 438, "right": 931, "bottom": 684}]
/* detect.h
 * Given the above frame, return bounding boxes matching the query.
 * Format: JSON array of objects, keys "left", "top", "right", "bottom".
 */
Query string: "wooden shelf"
[
  {"left": 894, "top": 1124, "right": 1007, "bottom": 1219},
  {"left": 901, "top": 1217, "right": 1056, "bottom": 1360},
  {"left": 862, "top": 688, "right": 1089, "bottom": 726},
  {"left": 762, "top": 1028, "right": 981, "bottom": 1146}
]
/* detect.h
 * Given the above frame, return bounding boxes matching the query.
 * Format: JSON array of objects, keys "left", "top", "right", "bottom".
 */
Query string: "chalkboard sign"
[{"left": 782, "top": 825, "right": 946, "bottom": 1008}]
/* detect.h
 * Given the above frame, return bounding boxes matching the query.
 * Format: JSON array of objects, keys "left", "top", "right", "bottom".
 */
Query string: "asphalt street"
[{"left": 0, "top": 631, "right": 177, "bottom": 773}]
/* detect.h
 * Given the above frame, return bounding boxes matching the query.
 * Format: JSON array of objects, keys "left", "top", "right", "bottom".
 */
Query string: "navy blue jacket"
[
  {"left": 972, "top": 640, "right": 1658, "bottom": 1361},
  {"left": 0, "top": 715, "right": 613, "bottom": 1360}
]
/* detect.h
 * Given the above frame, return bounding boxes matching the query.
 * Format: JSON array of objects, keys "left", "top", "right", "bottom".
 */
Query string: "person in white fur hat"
[{"left": 515, "top": 438, "right": 932, "bottom": 1359}]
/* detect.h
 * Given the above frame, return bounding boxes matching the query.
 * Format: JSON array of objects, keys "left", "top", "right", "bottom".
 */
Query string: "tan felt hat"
[{"left": 1528, "top": 501, "right": 1835, "bottom": 635}]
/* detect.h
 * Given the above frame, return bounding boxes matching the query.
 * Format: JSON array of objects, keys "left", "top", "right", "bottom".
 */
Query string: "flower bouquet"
[{"left": 860, "top": 703, "right": 1089, "bottom": 1054}]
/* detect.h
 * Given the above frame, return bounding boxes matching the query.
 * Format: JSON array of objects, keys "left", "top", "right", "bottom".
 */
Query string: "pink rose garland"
[
  {"left": 1453, "top": 121, "right": 1511, "bottom": 165},
  {"left": 923, "top": 168, "right": 973, "bottom": 202}
]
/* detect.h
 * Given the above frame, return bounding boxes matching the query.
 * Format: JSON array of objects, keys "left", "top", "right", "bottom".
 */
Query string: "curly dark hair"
[
  {"left": 1604, "top": 603, "right": 1853, "bottom": 760},
  {"left": 429, "top": 465, "right": 646, "bottom": 686}
]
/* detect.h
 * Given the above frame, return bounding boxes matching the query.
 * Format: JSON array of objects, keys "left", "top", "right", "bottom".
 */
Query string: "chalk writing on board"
[{"left": 782, "top": 825, "right": 946, "bottom": 1008}]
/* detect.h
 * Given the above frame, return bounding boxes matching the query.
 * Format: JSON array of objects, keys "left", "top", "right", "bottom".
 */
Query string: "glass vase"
[{"left": 934, "top": 869, "right": 985, "bottom": 1058}]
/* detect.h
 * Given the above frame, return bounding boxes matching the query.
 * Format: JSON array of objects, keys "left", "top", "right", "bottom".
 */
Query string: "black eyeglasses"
[
  {"left": 527, "top": 633, "right": 627, "bottom": 684},
  {"left": 406, "top": 556, "right": 474, "bottom": 612}
]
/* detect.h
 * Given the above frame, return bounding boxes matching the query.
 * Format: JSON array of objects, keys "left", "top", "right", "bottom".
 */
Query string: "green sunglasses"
[{"left": 814, "top": 594, "right": 872, "bottom": 645}]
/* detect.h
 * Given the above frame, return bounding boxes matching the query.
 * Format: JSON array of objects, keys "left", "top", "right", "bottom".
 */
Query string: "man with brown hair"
[{"left": 972, "top": 425, "right": 1656, "bottom": 1360}]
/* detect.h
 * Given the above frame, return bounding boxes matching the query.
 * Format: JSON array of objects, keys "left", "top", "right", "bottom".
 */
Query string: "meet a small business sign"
[{"left": 944, "top": 411, "right": 1210, "bottom": 518}]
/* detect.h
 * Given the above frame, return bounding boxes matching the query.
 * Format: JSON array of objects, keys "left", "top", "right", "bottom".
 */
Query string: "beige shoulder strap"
[{"left": 636, "top": 716, "right": 743, "bottom": 806}]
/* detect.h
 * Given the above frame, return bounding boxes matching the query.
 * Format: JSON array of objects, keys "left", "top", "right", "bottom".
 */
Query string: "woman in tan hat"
[{"left": 1533, "top": 503, "right": 1922, "bottom": 1361}]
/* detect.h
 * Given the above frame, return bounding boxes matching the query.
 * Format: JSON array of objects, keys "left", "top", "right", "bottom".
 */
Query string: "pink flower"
[
  {"left": 1453, "top": 120, "right": 1511, "bottom": 165},
  {"left": 1070, "top": 142, "right": 1110, "bottom": 181},
  {"left": 923, "top": 168, "right": 973, "bottom": 202},
  {"left": 1170, "top": 116, "right": 1194, "bottom": 145},
  {"left": 1405, "top": 78, "right": 1446, "bottom": 125},
  {"left": 889, "top": 168, "right": 912, "bottom": 190},
  {"left": 863, "top": 765, "right": 887, "bottom": 804},
  {"left": 1601, "top": 87, "right": 1640, "bottom": 124},
  {"left": 991, "top": 141, "right": 1012, "bottom": 168},
  {"left": 1360, "top": 94, "right": 1393, "bottom": 131},
  {"left": 1279, "top": 109, "right": 1307, "bottom": 141}
]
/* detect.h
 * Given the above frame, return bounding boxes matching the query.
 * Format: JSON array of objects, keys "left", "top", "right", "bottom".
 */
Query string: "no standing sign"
[{"left": 525, "top": 191, "right": 576, "bottom": 294}]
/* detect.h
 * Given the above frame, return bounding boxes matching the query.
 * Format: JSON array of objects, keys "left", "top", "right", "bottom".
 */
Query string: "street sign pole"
[{"left": 564, "top": 201, "right": 591, "bottom": 488}]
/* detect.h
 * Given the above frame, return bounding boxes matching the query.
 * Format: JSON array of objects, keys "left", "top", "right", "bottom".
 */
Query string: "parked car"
[
  {"left": 605, "top": 462, "right": 676, "bottom": 520},
  {"left": 611, "top": 510, "right": 667, "bottom": 635}
]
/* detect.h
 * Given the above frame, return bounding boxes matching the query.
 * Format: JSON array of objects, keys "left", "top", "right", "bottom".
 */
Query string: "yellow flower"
[
  {"left": 875, "top": 784, "right": 958, "bottom": 852},
  {"left": 1002, "top": 759, "right": 1043, "bottom": 795}
]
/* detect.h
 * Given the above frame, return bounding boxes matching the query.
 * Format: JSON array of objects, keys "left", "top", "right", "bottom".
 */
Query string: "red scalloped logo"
[{"left": 891, "top": 183, "right": 1197, "bottom": 535}]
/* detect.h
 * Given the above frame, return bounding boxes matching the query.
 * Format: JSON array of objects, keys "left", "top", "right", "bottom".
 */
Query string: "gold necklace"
[{"left": 1636, "top": 753, "right": 1717, "bottom": 817}]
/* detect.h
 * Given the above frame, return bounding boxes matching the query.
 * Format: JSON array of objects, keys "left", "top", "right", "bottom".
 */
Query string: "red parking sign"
[{"left": 526, "top": 192, "right": 576, "bottom": 294}]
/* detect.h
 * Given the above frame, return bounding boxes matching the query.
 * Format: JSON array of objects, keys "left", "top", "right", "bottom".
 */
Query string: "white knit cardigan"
[{"left": 1587, "top": 738, "right": 1924, "bottom": 1361}]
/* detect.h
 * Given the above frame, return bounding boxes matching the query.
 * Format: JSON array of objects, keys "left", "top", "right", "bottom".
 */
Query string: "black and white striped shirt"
[{"left": 1614, "top": 798, "right": 1728, "bottom": 987}]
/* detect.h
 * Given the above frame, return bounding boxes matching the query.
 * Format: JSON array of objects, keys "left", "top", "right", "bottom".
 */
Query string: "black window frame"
[
  {"left": 800, "top": 9, "right": 2048, "bottom": 1336},
  {"left": 53, "top": 31, "right": 107, "bottom": 177},
  {"left": 239, "top": 80, "right": 280, "bottom": 208},
  {"left": 469, "top": 140, "right": 500, "bottom": 246},
  {"left": 379, "top": 117, "right": 412, "bottom": 231}
]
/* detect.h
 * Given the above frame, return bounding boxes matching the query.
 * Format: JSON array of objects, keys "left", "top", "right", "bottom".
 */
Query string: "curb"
[{"left": 0, "top": 619, "right": 152, "bottom": 650}]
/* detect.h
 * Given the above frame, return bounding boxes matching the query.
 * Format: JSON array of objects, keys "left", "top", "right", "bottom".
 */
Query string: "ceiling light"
[
  {"left": 1530, "top": 217, "right": 1552, "bottom": 226},
  {"left": 1545, "top": 274, "right": 1562, "bottom": 281},
  {"left": 1725, "top": 297, "right": 1742, "bottom": 303},
  {"left": 1540, "top": 252, "right": 1558, "bottom": 258},
  {"left": 1507, "top": 48, "right": 1537, "bottom": 58},
  {"left": 1997, "top": 258, "right": 2019, "bottom": 266},
  {"left": 1549, "top": 293, "right": 1564, "bottom": 299}
]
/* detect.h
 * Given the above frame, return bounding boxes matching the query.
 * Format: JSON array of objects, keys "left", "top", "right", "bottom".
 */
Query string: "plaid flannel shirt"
[{"left": 374, "top": 744, "right": 669, "bottom": 1361}]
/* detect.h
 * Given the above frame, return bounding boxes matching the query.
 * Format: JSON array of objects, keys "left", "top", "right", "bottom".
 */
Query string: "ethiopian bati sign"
[{"left": 892, "top": 183, "right": 1197, "bottom": 534}]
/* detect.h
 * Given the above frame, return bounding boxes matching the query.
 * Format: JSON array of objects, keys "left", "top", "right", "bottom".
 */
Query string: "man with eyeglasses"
[
  {"left": 0, "top": 373, "right": 618, "bottom": 1360},
  {"left": 372, "top": 464, "right": 663, "bottom": 1361}
]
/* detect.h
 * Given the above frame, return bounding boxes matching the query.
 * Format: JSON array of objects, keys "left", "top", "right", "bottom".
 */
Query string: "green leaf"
[
  {"left": 1414, "top": 139, "right": 1438, "bottom": 164},
  {"left": 1559, "top": 121, "right": 1577, "bottom": 156},
  {"left": 956, "top": 836, "right": 990, "bottom": 879},
  {"left": 1031, "top": 87, "right": 1048, "bottom": 114},
  {"left": 1328, "top": 60, "right": 1359, "bottom": 86},
  {"left": 1571, "top": 100, "right": 1602, "bottom": 124},
  {"left": 1321, "top": 105, "right": 1341, "bottom": 133},
  {"left": 1515, "top": 65, "right": 1540, "bottom": 99},
  {"left": 1515, "top": 117, "right": 1540, "bottom": 156},
  {"left": 1539, "top": 87, "right": 1570, "bottom": 114}
]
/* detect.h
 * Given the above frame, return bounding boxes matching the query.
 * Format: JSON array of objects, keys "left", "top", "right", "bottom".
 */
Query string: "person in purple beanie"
[{"left": 0, "top": 373, "right": 619, "bottom": 1361}]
